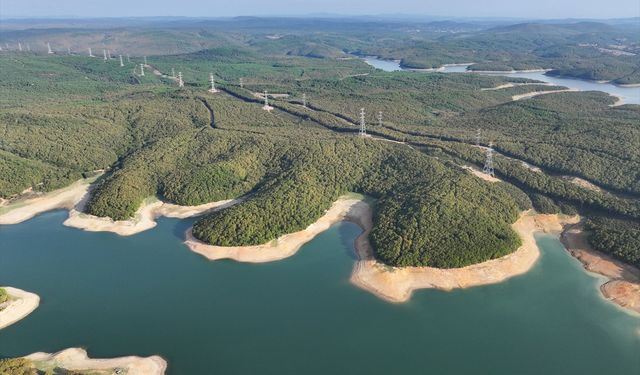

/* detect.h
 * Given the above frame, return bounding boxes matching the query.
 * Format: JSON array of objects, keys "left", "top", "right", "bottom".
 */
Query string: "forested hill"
[
  {"left": 0, "top": 24, "right": 638, "bottom": 270},
  {"left": 366, "top": 22, "right": 640, "bottom": 84},
  {"left": 1, "top": 17, "right": 638, "bottom": 83}
]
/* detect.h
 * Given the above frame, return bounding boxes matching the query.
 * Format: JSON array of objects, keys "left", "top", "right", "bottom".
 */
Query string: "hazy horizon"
[{"left": 2, "top": 0, "right": 639, "bottom": 20}]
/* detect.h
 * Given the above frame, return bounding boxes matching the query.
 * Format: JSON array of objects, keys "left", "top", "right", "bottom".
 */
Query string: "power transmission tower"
[
  {"left": 302, "top": 93, "right": 307, "bottom": 108},
  {"left": 139, "top": 63, "right": 145, "bottom": 76},
  {"left": 103, "top": 49, "right": 108, "bottom": 61},
  {"left": 178, "top": 72, "right": 184, "bottom": 87},
  {"left": 88, "top": 47, "right": 94, "bottom": 57},
  {"left": 476, "top": 128, "right": 481, "bottom": 146},
  {"left": 483, "top": 141, "right": 495, "bottom": 177},
  {"left": 208, "top": 73, "right": 219, "bottom": 93},
  {"left": 263, "top": 90, "right": 273, "bottom": 111},
  {"left": 119, "top": 55, "right": 124, "bottom": 67},
  {"left": 18, "top": 42, "right": 22, "bottom": 52},
  {"left": 67, "top": 47, "right": 71, "bottom": 55},
  {"left": 47, "top": 42, "right": 53, "bottom": 54},
  {"left": 359, "top": 108, "right": 367, "bottom": 137},
  {"left": 144, "top": 56, "right": 147, "bottom": 65},
  {"left": 377, "top": 111, "right": 383, "bottom": 127},
  {"left": 171, "top": 68, "right": 175, "bottom": 78},
  {"left": 107, "top": 49, "right": 111, "bottom": 59},
  {"left": 239, "top": 77, "right": 244, "bottom": 88}
]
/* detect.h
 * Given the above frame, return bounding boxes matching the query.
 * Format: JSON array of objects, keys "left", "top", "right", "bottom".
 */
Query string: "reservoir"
[
  {"left": 363, "top": 57, "right": 640, "bottom": 105},
  {"left": 1, "top": 210, "right": 639, "bottom": 374}
]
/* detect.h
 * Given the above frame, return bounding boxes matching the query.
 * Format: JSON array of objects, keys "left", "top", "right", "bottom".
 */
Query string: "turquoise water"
[
  {"left": 363, "top": 57, "right": 640, "bottom": 104},
  {"left": 1, "top": 210, "right": 639, "bottom": 374}
]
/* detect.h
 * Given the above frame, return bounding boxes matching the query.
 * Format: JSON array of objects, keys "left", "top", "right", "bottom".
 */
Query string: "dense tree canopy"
[{"left": 0, "top": 45, "right": 638, "bottom": 269}]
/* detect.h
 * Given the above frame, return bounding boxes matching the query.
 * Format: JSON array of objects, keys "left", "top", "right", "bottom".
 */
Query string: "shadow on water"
[
  {"left": 338, "top": 221, "right": 360, "bottom": 261},
  {"left": 169, "top": 216, "right": 195, "bottom": 241}
]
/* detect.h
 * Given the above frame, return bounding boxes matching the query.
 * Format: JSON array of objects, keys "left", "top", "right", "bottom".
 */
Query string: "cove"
[
  {"left": 1, "top": 210, "right": 639, "bottom": 374},
  {"left": 363, "top": 57, "right": 640, "bottom": 105}
]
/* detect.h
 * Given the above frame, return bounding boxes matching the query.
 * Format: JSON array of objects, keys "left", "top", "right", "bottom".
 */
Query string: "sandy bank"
[
  {"left": 481, "top": 82, "right": 553, "bottom": 91},
  {"left": 471, "top": 68, "right": 552, "bottom": 74},
  {"left": 442, "top": 63, "right": 475, "bottom": 67},
  {"left": 185, "top": 197, "right": 361, "bottom": 263},
  {"left": 608, "top": 94, "right": 626, "bottom": 107},
  {"left": 0, "top": 177, "right": 239, "bottom": 236},
  {"left": 561, "top": 224, "right": 640, "bottom": 314},
  {"left": 617, "top": 83, "right": 640, "bottom": 88},
  {"left": 352, "top": 210, "right": 579, "bottom": 302},
  {"left": 0, "top": 287, "right": 40, "bottom": 330},
  {"left": 405, "top": 66, "right": 444, "bottom": 72},
  {"left": 65, "top": 195, "right": 239, "bottom": 236},
  {"left": 0, "top": 179, "right": 92, "bottom": 225},
  {"left": 481, "top": 83, "right": 515, "bottom": 91},
  {"left": 511, "top": 88, "right": 577, "bottom": 101},
  {"left": 185, "top": 195, "right": 578, "bottom": 303},
  {"left": 26, "top": 348, "right": 166, "bottom": 375}
]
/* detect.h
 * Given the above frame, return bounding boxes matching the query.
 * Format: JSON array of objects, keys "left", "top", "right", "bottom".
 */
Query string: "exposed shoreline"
[
  {"left": 185, "top": 197, "right": 360, "bottom": 263},
  {"left": 481, "top": 82, "right": 554, "bottom": 91},
  {"left": 360, "top": 57, "right": 640, "bottom": 89},
  {"left": 351, "top": 209, "right": 579, "bottom": 302},
  {"left": 0, "top": 287, "right": 40, "bottom": 330},
  {"left": 617, "top": 83, "right": 640, "bottom": 88},
  {"left": 511, "top": 88, "right": 578, "bottom": 101},
  {"left": 25, "top": 348, "right": 166, "bottom": 375},
  {"left": 184, "top": 196, "right": 580, "bottom": 303},
  {"left": 65, "top": 193, "right": 239, "bottom": 236},
  {"left": 5, "top": 179, "right": 638, "bottom": 312},
  {"left": 470, "top": 68, "right": 551, "bottom": 74},
  {"left": 560, "top": 224, "right": 640, "bottom": 314},
  {"left": 0, "top": 177, "right": 238, "bottom": 236},
  {"left": 0, "top": 178, "right": 94, "bottom": 225}
]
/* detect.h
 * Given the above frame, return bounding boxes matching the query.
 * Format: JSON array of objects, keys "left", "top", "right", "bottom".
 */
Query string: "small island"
[
  {"left": 0, "top": 287, "right": 40, "bottom": 330},
  {"left": 0, "top": 348, "right": 166, "bottom": 375}
]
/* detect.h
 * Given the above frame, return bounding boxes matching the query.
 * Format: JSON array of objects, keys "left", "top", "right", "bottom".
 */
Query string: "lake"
[
  {"left": 363, "top": 57, "right": 640, "bottom": 105},
  {"left": 1, "top": 210, "right": 639, "bottom": 374}
]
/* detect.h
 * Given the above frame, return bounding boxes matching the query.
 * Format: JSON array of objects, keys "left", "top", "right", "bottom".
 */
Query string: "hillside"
[{"left": 0, "top": 23, "right": 639, "bottom": 270}]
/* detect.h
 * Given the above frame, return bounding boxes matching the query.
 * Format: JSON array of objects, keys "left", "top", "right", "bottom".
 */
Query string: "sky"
[{"left": 2, "top": 0, "right": 639, "bottom": 19}]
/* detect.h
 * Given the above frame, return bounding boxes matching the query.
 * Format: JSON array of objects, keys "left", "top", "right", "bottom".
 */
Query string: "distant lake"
[
  {"left": 363, "top": 57, "right": 640, "bottom": 105},
  {"left": 1, "top": 211, "right": 639, "bottom": 374}
]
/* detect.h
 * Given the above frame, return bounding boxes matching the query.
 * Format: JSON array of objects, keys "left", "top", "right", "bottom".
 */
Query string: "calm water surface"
[
  {"left": 364, "top": 57, "right": 640, "bottom": 104},
  {"left": 1, "top": 211, "right": 639, "bottom": 374}
]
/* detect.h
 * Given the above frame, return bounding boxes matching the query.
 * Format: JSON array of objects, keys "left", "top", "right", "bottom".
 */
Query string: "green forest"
[
  {"left": 0, "top": 19, "right": 638, "bottom": 271},
  {"left": 0, "top": 288, "right": 8, "bottom": 305},
  {"left": 0, "top": 358, "right": 36, "bottom": 375}
]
